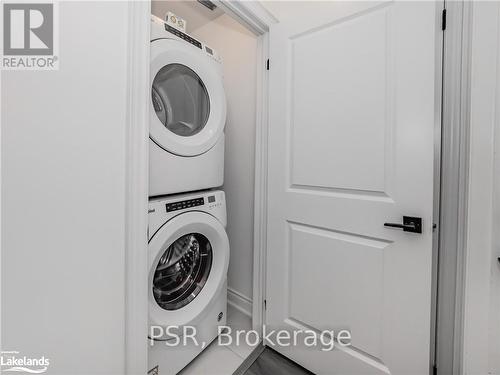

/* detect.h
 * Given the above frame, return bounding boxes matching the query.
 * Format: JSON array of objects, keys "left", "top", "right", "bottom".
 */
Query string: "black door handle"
[{"left": 384, "top": 216, "right": 422, "bottom": 234}]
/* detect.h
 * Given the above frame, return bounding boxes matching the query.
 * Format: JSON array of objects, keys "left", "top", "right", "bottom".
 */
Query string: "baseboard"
[{"left": 227, "top": 288, "right": 252, "bottom": 318}]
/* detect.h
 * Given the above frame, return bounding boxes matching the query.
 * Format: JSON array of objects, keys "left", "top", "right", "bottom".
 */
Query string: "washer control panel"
[
  {"left": 166, "top": 197, "right": 204, "bottom": 212},
  {"left": 148, "top": 190, "right": 227, "bottom": 238},
  {"left": 207, "top": 194, "right": 222, "bottom": 209}
]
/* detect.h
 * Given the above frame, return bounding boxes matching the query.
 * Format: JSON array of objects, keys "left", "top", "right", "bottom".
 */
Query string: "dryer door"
[
  {"left": 150, "top": 38, "right": 226, "bottom": 157},
  {"left": 149, "top": 211, "right": 229, "bottom": 328}
]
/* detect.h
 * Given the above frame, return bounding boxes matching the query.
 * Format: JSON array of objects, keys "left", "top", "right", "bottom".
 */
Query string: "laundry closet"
[
  {"left": 151, "top": 0, "right": 258, "bottom": 318},
  {"left": 148, "top": 1, "right": 259, "bottom": 373},
  {"left": 150, "top": 0, "right": 258, "bottom": 316}
]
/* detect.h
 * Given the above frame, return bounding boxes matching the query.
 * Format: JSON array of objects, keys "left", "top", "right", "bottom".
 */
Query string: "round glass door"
[
  {"left": 152, "top": 64, "right": 210, "bottom": 137},
  {"left": 152, "top": 233, "right": 212, "bottom": 310}
]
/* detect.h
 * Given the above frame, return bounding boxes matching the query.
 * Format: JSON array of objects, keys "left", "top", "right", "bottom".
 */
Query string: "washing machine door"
[
  {"left": 150, "top": 38, "right": 227, "bottom": 157},
  {"left": 149, "top": 211, "right": 229, "bottom": 328}
]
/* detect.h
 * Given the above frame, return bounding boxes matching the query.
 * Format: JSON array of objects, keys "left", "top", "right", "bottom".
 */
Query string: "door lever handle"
[{"left": 384, "top": 216, "right": 422, "bottom": 234}]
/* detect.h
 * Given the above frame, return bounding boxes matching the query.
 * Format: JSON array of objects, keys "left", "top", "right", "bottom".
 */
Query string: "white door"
[{"left": 265, "top": 1, "right": 440, "bottom": 374}]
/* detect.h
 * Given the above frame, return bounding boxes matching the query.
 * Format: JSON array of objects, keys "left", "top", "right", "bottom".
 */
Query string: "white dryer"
[
  {"left": 148, "top": 190, "right": 229, "bottom": 375},
  {"left": 150, "top": 16, "right": 226, "bottom": 197}
]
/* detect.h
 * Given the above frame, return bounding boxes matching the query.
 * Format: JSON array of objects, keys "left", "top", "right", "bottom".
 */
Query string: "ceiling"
[{"left": 151, "top": 0, "right": 224, "bottom": 33}]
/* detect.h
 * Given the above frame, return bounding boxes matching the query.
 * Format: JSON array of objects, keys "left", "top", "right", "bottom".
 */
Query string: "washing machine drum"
[
  {"left": 150, "top": 38, "right": 227, "bottom": 157},
  {"left": 149, "top": 212, "right": 229, "bottom": 327},
  {"left": 153, "top": 232, "right": 212, "bottom": 310}
]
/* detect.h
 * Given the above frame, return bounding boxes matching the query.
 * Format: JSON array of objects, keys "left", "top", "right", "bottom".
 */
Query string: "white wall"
[
  {"left": 2, "top": 2, "right": 129, "bottom": 373},
  {"left": 486, "top": 2, "right": 500, "bottom": 372},
  {"left": 463, "top": 2, "right": 500, "bottom": 374},
  {"left": 191, "top": 15, "right": 258, "bottom": 313}
]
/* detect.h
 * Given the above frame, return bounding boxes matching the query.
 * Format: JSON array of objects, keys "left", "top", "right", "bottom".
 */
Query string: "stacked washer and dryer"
[{"left": 148, "top": 15, "right": 230, "bottom": 375}]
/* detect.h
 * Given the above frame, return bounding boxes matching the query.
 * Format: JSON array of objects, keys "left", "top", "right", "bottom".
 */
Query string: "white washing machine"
[
  {"left": 148, "top": 190, "right": 229, "bottom": 375},
  {"left": 150, "top": 16, "right": 227, "bottom": 197}
]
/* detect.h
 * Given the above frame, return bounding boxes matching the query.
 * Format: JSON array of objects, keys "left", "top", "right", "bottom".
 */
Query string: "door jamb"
[
  {"left": 434, "top": 2, "right": 472, "bottom": 374},
  {"left": 125, "top": 1, "right": 150, "bottom": 374},
  {"left": 251, "top": 32, "right": 271, "bottom": 333},
  {"left": 460, "top": 2, "right": 500, "bottom": 374},
  {"left": 212, "top": 0, "right": 276, "bottom": 334}
]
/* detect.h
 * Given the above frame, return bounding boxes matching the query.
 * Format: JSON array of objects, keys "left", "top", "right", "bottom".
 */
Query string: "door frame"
[
  {"left": 461, "top": 2, "right": 500, "bottom": 374},
  {"left": 434, "top": 2, "right": 473, "bottom": 374},
  {"left": 124, "top": 1, "right": 150, "bottom": 374},
  {"left": 123, "top": 1, "right": 474, "bottom": 374},
  {"left": 211, "top": 0, "right": 277, "bottom": 333}
]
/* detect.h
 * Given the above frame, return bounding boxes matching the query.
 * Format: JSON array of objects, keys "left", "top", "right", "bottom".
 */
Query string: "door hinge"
[
  {"left": 433, "top": 364, "right": 438, "bottom": 375},
  {"left": 264, "top": 299, "right": 267, "bottom": 310},
  {"left": 266, "top": 59, "right": 269, "bottom": 71},
  {"left": 442, "top": 8, "right": 447, "bottom": 31}
]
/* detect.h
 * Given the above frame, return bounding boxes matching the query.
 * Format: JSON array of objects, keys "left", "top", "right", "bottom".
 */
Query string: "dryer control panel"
[
  {"left": 151, "top": 15, "right": 222, "bottom": 63},
  {"left": 164, "top": 23, "right": 202, "bottom": 50}
]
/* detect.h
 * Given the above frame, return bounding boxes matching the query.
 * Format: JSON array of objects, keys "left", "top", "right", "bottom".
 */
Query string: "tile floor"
[
  {"left": 242, "top": 348, "right": 313, "bottom": 375},
  {"left": 178, "top": 305, "right": 258, "bottom": 375}
]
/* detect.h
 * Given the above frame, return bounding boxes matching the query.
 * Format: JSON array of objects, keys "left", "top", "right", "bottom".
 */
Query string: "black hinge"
[
  {"left": 433, "top": 364, "right": 438, "bottom": 375},
  {"left": 266, "top": 59, "right": 269, "bottom": 71},
  {"left": 442, "top": 8, "right": 447, "bottom": 31},
  {"left": 264, "top": 299, "right": 267, "bottom": 310}
]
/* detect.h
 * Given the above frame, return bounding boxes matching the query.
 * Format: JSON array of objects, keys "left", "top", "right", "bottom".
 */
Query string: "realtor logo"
[
  {"left": 2, "top": 2, "right": 58, "bottom": 69},
  {"left": 1, "top": 351, "right": 50, "bottom": 373},
  {"left": 4, "top": 3, "right": 53, "bottom": 55}
]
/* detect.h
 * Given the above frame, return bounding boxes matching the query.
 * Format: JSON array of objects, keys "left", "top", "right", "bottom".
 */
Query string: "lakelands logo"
[
  {"left": 1, "top": 2, "right": 59, "bottom": 70},
  {"left": 1, "top": 351, "right": 50, "bottom": 373}
]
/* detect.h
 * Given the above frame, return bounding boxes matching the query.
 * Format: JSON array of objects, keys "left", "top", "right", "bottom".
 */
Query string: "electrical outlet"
[{"left": 165, "top": 12, "right": 187, "bottom": 33}]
